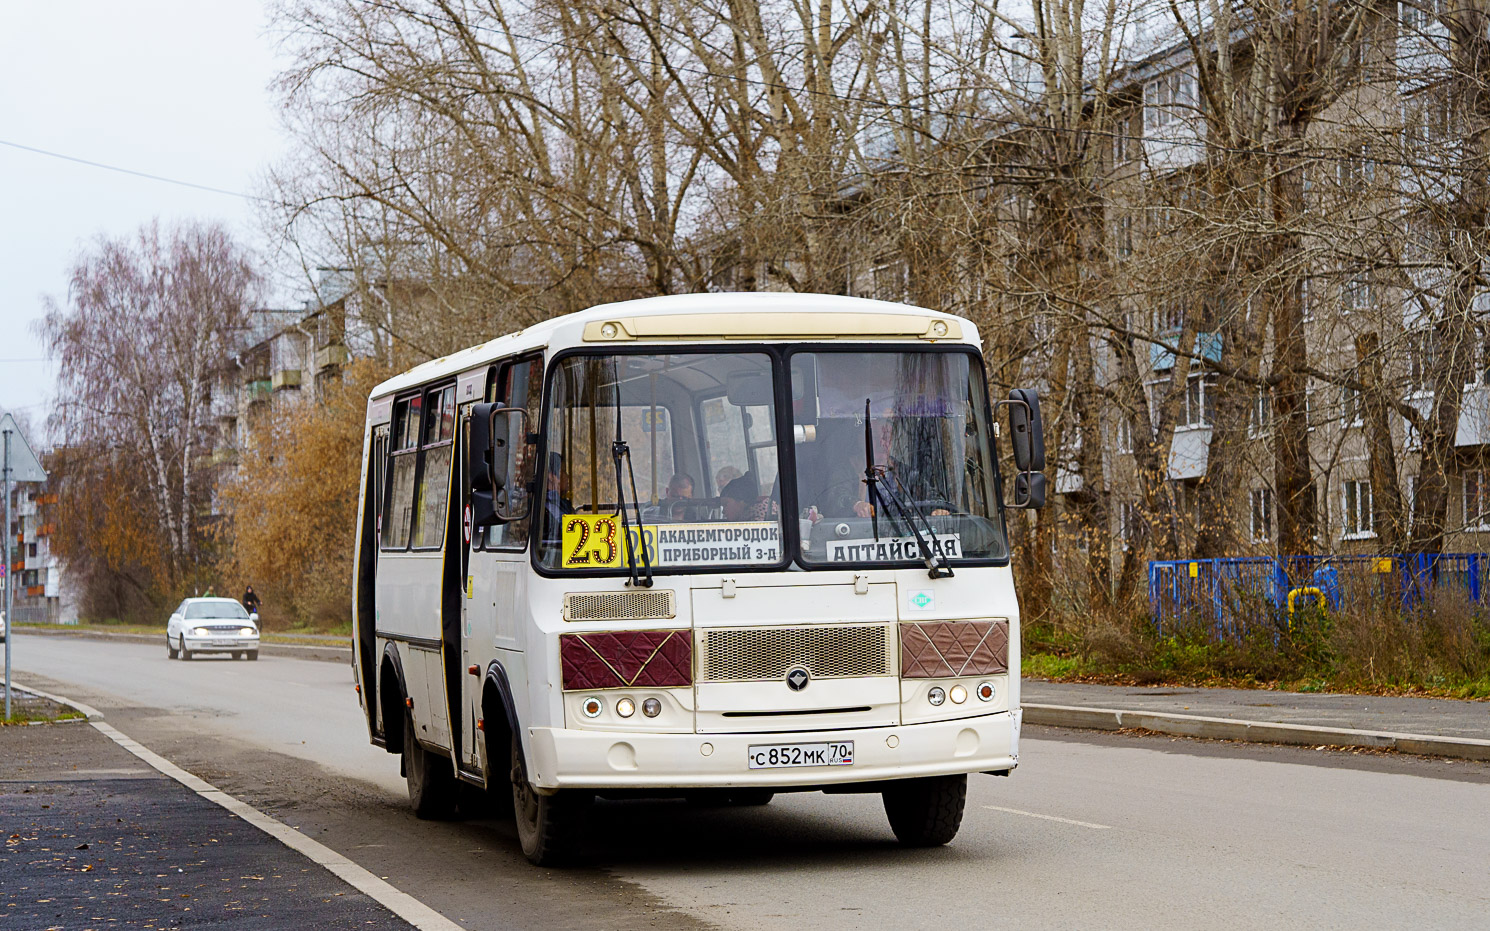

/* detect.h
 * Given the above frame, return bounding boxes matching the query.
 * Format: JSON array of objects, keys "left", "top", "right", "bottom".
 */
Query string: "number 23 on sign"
[{"left": 561, "top": 514, "right": 653, "bottom": 568}]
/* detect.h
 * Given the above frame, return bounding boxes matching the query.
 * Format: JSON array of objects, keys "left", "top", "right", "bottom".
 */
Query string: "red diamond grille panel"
[
  {"left": 900, "top": 619, "right": 1009, "bottom": 678},
  {"left": 560, "top": 629, "right": 693, "bottom": 690}
]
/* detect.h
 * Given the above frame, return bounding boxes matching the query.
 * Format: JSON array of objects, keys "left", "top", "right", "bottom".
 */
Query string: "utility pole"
[
  {"left": 4, "top": 426, "right": 13, "bottom": 721},
  {"left": 1, "top": 412, "right": 47, "bottom": 721}
]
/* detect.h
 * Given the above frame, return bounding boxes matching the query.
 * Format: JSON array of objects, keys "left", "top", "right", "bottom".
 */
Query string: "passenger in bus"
[
  {"left": 714, "top": 465, "right": 742, "bottom": 497},
  {"left": 721, "top": 473, "right": 779, "bottom": 521},
  {"left": 542, "top": 452, "right": 573, "bottom": 543},
  {"left": 660, "top": 472, "right": 697, "bottom": 522},
  {"left": 666, "top": 473, "right": 694, "bottom": 499}
]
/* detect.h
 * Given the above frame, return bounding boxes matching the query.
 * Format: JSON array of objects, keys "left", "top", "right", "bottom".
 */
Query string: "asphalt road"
[{"left": 9, "top": 633, "right": 1490, "bottom": 930}]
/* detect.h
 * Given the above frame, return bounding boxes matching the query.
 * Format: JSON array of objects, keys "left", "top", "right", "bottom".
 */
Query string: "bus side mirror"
[
  {"left": 490, "top": 407, "right": 531, "bottom": 523},
  {"left": 1012, "top": 472, "right": 1046, "bottom": 509},
  {"left": 1007, "top": 388, "right": 1045, "bottom": 473},
  {"left": 469, "top": 403, "right": 500, "bottom": 528}
]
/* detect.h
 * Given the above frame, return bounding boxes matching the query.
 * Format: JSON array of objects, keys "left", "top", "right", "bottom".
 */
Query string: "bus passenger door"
[{"left": 462, "top": 355, "right": 543, "bottom": 776}]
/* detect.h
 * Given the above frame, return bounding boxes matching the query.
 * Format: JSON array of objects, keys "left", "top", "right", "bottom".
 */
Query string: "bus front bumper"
[{"left": 526, "top": 711, "right": 1018, "bottom": 790}]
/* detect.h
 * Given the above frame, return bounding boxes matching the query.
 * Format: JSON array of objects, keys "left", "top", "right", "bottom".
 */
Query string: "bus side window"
[
  {"left": 412, "top": 385, "right": 457, "bottom": 549},
  {"left": 383, "top": 395, "right": 421, "bottom": 549},
  {"left": 487, "top": 357, "right": 543, "bottom": 549}
]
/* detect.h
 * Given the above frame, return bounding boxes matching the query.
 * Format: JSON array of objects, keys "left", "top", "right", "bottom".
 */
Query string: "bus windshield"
[
  {"left": 790, "top": 350, "right": 1006, "bottom": 566},
  {"left": 537, "top": 352, "right": 787, "bottom": 572}
]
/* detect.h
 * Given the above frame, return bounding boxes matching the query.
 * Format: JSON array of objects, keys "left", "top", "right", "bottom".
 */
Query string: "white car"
[{"left": 166, "top": 597, "right": 259, "bottom": 661}]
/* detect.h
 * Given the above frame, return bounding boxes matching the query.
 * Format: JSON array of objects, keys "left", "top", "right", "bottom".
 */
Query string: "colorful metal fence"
[{"left": 1147, "top": 553, "right": 1490, "bottom": 640}]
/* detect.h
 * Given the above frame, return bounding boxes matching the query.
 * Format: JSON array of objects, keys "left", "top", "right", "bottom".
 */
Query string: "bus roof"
[{"left": 368, "top": 292, "right": 977, "bottom": 402}]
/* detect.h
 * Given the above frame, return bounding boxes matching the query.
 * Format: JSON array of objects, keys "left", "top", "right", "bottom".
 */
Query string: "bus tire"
[
  {"left": 511, "top": 732, "right": 590, "bottom": 865},
  {"left": 882, "top": 774, "right": 967, "bottom": 847},
  {"left": 404, "top": 708, "right": 457, "bottom": 819}
]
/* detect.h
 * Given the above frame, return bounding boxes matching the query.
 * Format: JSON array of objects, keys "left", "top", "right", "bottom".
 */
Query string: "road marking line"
[
  {"left": 16, "top": 681, "right": 464, "bottom": 931},
  {"left": 982, "top": 805, "right": 1112, "bottom": 830}
]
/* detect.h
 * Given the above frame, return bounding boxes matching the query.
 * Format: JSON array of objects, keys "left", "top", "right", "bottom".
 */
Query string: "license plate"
[
  {"left": 214, "top": 640, "right": 236, "bottom": 647},
  {"left": 747, "top": 741, "right": 854, "bottom": 769}
]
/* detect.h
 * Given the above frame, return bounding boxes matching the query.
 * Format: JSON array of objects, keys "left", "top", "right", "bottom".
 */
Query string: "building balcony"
[
  {"left": 315, "top": 343, "right": 350, "bottom": 370},
  {"left": 272, "top": 368, "right": 303, "bottom": 391},
  {"left": 243, "top": 379, "right": 272, "bottom": 405}
]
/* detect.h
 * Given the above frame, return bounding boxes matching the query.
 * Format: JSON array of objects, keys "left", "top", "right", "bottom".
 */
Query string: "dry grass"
[{"left": 1024, "top": 587, "right": 1490, "bottom": 699}]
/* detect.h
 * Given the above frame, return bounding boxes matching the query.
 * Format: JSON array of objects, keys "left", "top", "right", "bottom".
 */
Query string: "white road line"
[
  {"left": 983, "top": 805, "right": 1113, "bottom": 830},
  {"left": 16, "top": 681, "right": 465, "bottom": 931}
]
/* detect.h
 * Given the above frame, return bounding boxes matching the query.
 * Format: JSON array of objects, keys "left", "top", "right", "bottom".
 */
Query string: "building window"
[
  {"left": 1114, "top": 214, "right": 1134, "bottom": 258},
  {"left": 1342, "top": 275, "right": 1374, "bottom": 314},
  {"left": 1343, "top": 479, "right": 1375, "bottom": 538},
  {"left": 1118, "top": 501, "right": 1138, "bottom": 550},
  {"left": 1112, "top": 117, "right": 1132, "bottom": 164},
  {"left": 1342, "top": 384, "right": 1364, "bottom": 428},
  {"left": 1115, "top": 415, "right": 1134, "bottom": 453},
  {"left": 1465, "top": 470, "right": 1490, "bottom": 530},
  {"left": 1301, "top": 276, "right": 1314, "bottom": 323},
  {"left": 1250, "top": 488, "right": 1274, "bottom": 542},
  {"left": 1408, "top": 328, "right": 1437, "bottom": 393},
  {"left": 1249, "top": 389, "right": 1273, "bottom": 437},
  {"left": 1401, "top": 0, "right": 1447, "bottom": 33},
  {"left": 1337, "top": 147, "right": 1377, "bottom": 193},
  {"left": 1180, "top": 373, "right": 1216, "bottom": 428},
  {"left": 1144, "top": 67, "right": 1197, "bottom": 132},
  {"left": 1405, "top": 474, "right": 1418, "bottom": 530}
]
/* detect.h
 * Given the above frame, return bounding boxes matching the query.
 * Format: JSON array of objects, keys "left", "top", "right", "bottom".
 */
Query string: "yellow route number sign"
[
  {"left": 560, "top": 514, "right": 782, "bottom": 569},
  {"left": 561, "top": 514, "right": 634, "bottom": 569}
]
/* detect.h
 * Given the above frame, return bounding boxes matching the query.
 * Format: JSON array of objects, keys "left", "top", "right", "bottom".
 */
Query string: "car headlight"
[
  {"left": 193, "top": 627, "right": 210, "bottom": 636},
  {"left": 240, "top": 627, "right": 256, "bottom": 636}
]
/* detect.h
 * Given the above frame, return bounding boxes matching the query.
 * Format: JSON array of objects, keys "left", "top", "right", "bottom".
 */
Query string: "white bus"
[{"left": 351, "top": 293, "right": 1046, "bottom": 864}]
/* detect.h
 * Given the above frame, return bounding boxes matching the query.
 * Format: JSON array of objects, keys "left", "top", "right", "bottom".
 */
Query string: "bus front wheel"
[
  {"left": 511, "top": 733, "right": 590, "bottom": 866},
  {"left": 403, "top": 708, "right": 457, "bottom": 819},
  {"left": 882, "top": 773, "right": 967, "bottom": 847}
]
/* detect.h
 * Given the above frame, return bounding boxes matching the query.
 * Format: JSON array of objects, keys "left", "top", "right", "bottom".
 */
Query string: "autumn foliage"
[{"left": 222, "top": 360, "right": 393, "bottom": 629}]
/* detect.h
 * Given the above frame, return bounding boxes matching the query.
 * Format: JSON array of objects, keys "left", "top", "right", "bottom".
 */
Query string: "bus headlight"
[
  {"left": 581, "top": 697, "right": 603, "bottom": 718},
  {"left": 616, "top": 697, "right": 636, "bottom": 718},
  {"left": 927, "top": 687, "right": 946, "bottom": 706},
  {"left": 977, "top": 681, "right": 995, "bottom": 701},
  {"left": 949, "top": 685, "right": 968, "bottom": 704},
  {"left": 641, "top": 698, "right": 662, "bottom": 718}
]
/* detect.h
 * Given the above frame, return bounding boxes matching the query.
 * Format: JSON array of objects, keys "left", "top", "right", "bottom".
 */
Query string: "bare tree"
[{"left": 40, "top": 220, "right": 260, "bottom": 593}]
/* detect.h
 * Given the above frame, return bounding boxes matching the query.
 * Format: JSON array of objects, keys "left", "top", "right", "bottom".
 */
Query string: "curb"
[
  {"left": 1023, "top": 702, "right": 1490, "bottom": 762},
  {"left": 13, "top": 681, "right": 462, "bottom": 931}
]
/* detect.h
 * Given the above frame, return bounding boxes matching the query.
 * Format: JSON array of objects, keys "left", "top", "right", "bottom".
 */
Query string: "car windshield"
[
  {"left": 790, "top": 350, "right": 1006, "bottom": 565},
  {"left": 185, "top": 601, "right": 250, "bottom": 620},
  {"left": 538, "top": 352, "right": 785, "bottom": 572}
]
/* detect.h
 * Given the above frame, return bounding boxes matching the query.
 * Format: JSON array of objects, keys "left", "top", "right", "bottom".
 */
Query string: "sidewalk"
[
  {"left": 1023, "top": 679, "right": 1490, "bottom": 760},
  {"left": 0, "top": 712, "right": 415, "bottom": 930}
]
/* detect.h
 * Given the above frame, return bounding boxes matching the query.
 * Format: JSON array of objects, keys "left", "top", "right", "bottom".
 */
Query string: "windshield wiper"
[
  {"left": 879, "top": 469, "right": 955, "bottom": 579},
  {"left": 611, "top": 401, "right": 654, "bottom": 588},
  {"left": 862, "top": 398, "right": 954, "bottom": 580}
]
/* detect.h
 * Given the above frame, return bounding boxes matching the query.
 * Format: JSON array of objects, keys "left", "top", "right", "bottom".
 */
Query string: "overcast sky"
[{"left": 0, "top": 1, "right": 290, "bottom": 439}]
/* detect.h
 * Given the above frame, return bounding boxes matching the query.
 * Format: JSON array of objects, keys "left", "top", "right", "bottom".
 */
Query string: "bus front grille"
[
  {"left": 698, "top": 625, "right": 894, "bottom": 682},
  {"left": 563, "top": 590, "right": 676, "bottom": 621}
]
